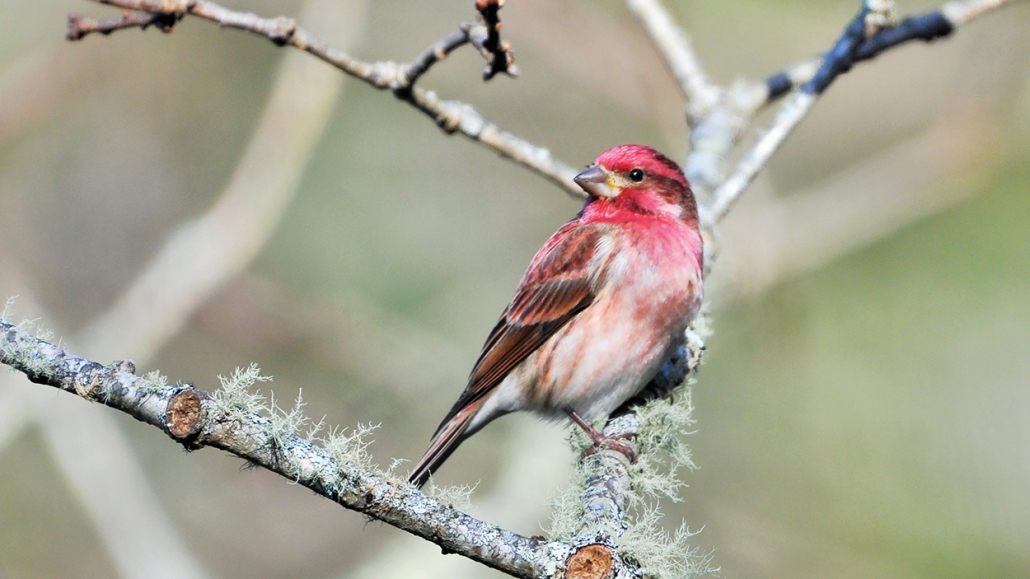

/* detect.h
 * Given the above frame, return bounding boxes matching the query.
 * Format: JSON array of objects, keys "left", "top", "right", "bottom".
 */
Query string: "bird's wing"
[{"left": 434, "top": 221, "right": 611, "bottom": 433}]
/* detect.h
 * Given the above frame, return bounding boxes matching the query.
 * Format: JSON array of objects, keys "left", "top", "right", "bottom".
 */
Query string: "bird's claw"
[{"left": 580, "top": 434, "right": 638, "bottom": 463}]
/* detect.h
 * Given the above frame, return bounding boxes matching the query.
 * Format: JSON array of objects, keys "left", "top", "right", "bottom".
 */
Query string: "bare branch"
[
  {"left": 702, "top": 91, "right": 816, "bottom": 224},
  {"left": 763, "top": 0, "right": 1018, "bottom": 104},
  {"left": 76, "top": 6, "right": 355, "bottom": 363},
  {"left": 942, "top": 0, "right": 1016, "bottom": 24},
  {"left": 1, "top": 4, "right": 363, "bottom": 575},
  {"left": 578, "top": 416, "right": 636, "bottom": 540},
  {"left": 682, "top": 80, "right": 767, "bottom": 194},
  {"left": 73, "top": 0, "right": 581, "bottom": 197},
  {"left": 400, "top": 30, "right": 471, "bottom": 89},
  {"left": 701, "top": 0, "right": 1019, "bottom": 223},
  {"left": 624, "top": 0, "right": 720, "bottom": 119},
  {"left": 0, "top": 266, "right": 213, "bottom": 579}
]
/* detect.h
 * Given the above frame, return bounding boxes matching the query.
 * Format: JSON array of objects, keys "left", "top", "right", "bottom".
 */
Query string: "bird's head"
[{"left": 574, "top": 144, "right": 696, "bottom": 225}]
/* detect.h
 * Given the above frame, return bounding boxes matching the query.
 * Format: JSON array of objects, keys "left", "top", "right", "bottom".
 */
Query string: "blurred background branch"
[{"left": 0, "top": 0, "right": 366, "bottom": 577}]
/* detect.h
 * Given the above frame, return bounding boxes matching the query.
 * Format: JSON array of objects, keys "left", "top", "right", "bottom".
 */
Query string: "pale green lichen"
[
  {"left": 1, "top": 296, "right": 15, "bottom": 321},
  {"left": 139, "top": 370, "right": 170, "bottom": 396},
  {"left": 630, "top": 388, "right": 699, "bottom": 504},
  {"left": 620, "top": 506, "right": 717, "bottom": 579},
  {"left": 268, "top": 390, "right": 312, "bottom": 450},
  {"left": 385, "top": 457, "right": 410, "bottom": 479},
  {"left": 1, "top": 300, "right": 53, "bottom": 377},
  {"left": 322, "top": 422, "right": 380, "bottom": 472},
  {"left": 425, "top": 478, "right": 478, "bottom": 511},
  {"left": 203, "top": 363, "right": 483, "bottom": 507},
  {"left": 547, "top": 383, "right": 714, "bottom": 578},
  {"left": 211, "top": 363, "right": 272, "bottom": 419},
  {"left": 208, "top": 366, "right": 402, "bottom": 492}
]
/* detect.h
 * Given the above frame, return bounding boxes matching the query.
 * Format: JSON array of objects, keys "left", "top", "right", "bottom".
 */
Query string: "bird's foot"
[
  {"left": 579, "top": 434, "right": 638, "bottom": 463},
  {"left": 566, "top": 409, "right": 638, "bottom": 463}
]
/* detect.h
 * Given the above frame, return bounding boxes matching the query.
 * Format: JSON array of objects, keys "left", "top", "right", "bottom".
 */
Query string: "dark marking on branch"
[
  {"left": 473, "top": 0, "right": 519, "bottom": 80},
  {"left": 67, "top": 10, "right": 179, "bottom": 40},
  {"left": 765, "top": 71, "right": 794, "bottom": 102},
  {"left": 854, "top": 11, "right": 954, "bottom": 60},
  {"left": 764, "top": 6, "right": 957, "bottom": 102},
  {"left": 804, "top": 7, "right": 869, "bottom": 95}
]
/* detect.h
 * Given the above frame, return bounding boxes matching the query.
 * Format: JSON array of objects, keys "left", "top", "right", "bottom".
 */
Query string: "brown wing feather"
[{"left": 433, "top": 222, "right": 609, "bottom": 434}]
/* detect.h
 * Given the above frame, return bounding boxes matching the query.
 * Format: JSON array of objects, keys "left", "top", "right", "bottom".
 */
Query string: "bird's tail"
[{"left": 409, "top": 402, "right": 482, "bottom": 488}]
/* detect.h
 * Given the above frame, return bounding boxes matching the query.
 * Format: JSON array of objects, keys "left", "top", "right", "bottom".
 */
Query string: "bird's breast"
[{"left": 514, "top": 217, "right": 703, "bottom": 419}]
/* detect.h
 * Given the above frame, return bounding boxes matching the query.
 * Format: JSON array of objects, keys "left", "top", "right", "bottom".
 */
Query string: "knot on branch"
[
  {"left": 263, "top": 16, "right": 297, "bottom": 46},
  {"left": 864, "top": 0, "right": 899, "bottom": 36},
  {"left": 435, "top": 98, "right": 484, "bottom": 135},
  {"left": 369, "top": 61, "right": 405, "bottom": 90},
  {"left": 471, "top": 0, "right": 518, "bottom": 80}
]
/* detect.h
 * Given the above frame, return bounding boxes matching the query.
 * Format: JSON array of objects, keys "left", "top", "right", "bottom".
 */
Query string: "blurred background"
[{"left": 1, "top": 0, "right": 1029, "bottom": 578}]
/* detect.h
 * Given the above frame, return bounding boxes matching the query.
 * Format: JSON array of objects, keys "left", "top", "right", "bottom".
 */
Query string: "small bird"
[{"left": 409, "top": 144, "right": 703, "bottom": 487}]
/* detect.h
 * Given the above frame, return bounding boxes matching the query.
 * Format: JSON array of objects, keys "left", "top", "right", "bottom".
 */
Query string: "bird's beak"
[{"left": 573, "top": 165, "right": 617, "bottom": 199}]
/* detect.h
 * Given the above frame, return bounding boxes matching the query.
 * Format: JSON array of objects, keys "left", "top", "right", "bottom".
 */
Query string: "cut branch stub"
[
  {"left": 566, "top": 544, "right": 614, "bottom": 579},
  {"left": 165, "top": 387, "right": 205, "bottom": 443}
]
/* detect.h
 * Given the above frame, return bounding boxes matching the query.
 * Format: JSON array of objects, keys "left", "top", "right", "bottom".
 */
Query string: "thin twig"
[
  {"left": 702, "top": 92, "right": 816, "bottom": 224},
  {"left": 73, "top": 0, "right": 580, "bottom": 197},
  {"left": 400, "top": 30, "right": 470, "bottom": 89},
  {"left": 67, "top": 10, "right": 177, "bottom": 39},
  {"left": 761, "top": 0, "right": 1014, "bottom": 106}
]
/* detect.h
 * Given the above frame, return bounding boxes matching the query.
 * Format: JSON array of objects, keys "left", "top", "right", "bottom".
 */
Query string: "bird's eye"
[{"left": 628, "top": 168, "right": 645, "bottom": 182}]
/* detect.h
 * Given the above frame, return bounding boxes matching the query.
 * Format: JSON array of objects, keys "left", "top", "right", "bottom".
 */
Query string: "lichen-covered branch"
[
  {"left": 72, "top": 0, "right": 580, "bottom": 197},
  {"left": 0, "top": 317, "right": 571, "bottom": 578},
  {"left": 551, "top": 327, "right": 712, "bottom": 579}
]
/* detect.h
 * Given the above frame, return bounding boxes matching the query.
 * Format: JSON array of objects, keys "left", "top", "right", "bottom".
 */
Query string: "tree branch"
[
  {"left": 66, "top": 10, "right": 177, "bottom": 39},
  {"left": 701, "top": 0, "right": 1019, "bottom": 224},
  {"left": 72, "top": 0, "right": 580, "bottom": 197},
  {"left": 0, "top": 318, "right": 571, "bottom": 578}
]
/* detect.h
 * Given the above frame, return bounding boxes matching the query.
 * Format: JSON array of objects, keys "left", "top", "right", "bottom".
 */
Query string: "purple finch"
[{"left": 410, "top": 145, "right": 703, "bottom": 487}]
